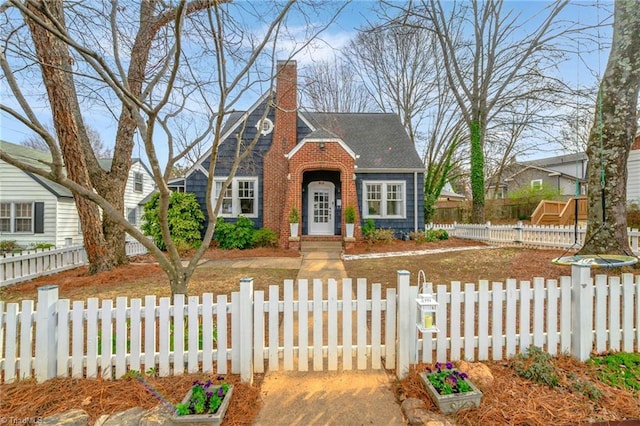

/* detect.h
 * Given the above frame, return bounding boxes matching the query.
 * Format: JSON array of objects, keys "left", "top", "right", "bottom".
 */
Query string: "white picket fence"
[
  {"left": 2, "top": 268, "right": 639, "bottom": 384},
  {"left": 429, "top": 222, "right": 640, "bottom": 255},
  {"left": 0, "top": 241, "right": 148, "bottom": 287}
]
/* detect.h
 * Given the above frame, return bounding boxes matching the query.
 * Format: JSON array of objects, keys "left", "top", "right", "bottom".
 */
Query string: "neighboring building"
[
  {"left": 182, "top": 60, "right": 425, "bottom": 248},
  {"left": 0, "top": 141, "right": 154, "bottom": 248},
  {"left": 489, "top": 137, "right": 640, "bottom": 202},
  {"left": 629, "top": 136, "right": 640, "bottom": 205},
  {"left": 437, "top": 182, "right": 467, "bottom": 203}
]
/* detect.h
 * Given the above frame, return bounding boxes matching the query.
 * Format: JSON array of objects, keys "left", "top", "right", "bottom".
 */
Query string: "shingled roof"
[
  {"left": 1, "top": 140, "right": 73, "bottom": 198},
  {"left": 303, "top": 112, "right": 424, "bottom": 170}
]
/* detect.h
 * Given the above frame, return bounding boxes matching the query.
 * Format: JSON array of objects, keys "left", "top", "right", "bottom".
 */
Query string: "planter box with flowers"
[
  {"left": 419, "top": 362, "right": 482, "bottom": 414},
  {"left": 171, "top": 379, "right": 233, "bottom": 426}
]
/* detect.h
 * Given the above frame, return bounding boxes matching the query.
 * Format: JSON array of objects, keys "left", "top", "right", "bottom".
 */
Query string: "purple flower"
[
  {"left": 205, "top": 379, "right": 212, "bottom": 388},
  {"left": 435, "top": 362, "right": 441, "bottom": 371},
  {"left": 217, "top": 375, "right": 225, "bottom": 381},
  {"left": 449, "top": 375, "right": 458, "bottom": 384},
  {"left": 218, "top": 387, "right": 224, "bottom": 397},
  {"left": 460, "top": 372, "right": 469, "bottom": 379},
  {"left": 206, "top": 391, "right": 213, "bottom": 397},
  {"left": 445, "top": 362, "right": 454, "bottom": 370}
]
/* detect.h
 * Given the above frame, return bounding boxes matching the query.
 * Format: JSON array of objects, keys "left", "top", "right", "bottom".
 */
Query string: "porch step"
[{"left": 300, "top": 240, "right": 343, "bottom": 254}]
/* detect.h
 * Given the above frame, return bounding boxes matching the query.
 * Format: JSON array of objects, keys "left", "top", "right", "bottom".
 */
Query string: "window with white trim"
[
  {"left": 363, "top": 181, "right": 405, "bottom": 218},
  {"left": 531, "top": 179, "right": 543, "bottom": 190},
  {"left": 0, "top": 203, "right": 10, "bottom": 232},
  {"left": 127, "top": 207, "right": 139, "bottom": 225},
  {"left": 213, "top": 177, "right": 258, "bottom": 217},
  {"left": 0, "top": 202, "right": 34, "bottom": 233},
  {"left": 134, "top": 172, "right": 144, "bottom": 192}
]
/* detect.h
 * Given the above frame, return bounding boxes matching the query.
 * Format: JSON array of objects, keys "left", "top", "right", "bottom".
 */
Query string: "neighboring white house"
[
  {"left": 0, "top": 141, "right": 154, "bottom": 248},
  {"left": 628, "top": 140, "right": 640, "bottom": 205},
  {"left": 491, "top": 135, "right": 640, "bottom": 204}
]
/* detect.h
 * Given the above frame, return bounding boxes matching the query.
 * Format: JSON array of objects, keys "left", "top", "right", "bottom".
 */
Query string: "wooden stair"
[{"left": 531, "top": 197, "right": 587, "bottom": 225}]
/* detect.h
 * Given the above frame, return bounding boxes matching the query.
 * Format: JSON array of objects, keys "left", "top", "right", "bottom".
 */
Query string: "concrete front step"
[{"left": 300, "top": 240, "right": 343, "bottom": 254}]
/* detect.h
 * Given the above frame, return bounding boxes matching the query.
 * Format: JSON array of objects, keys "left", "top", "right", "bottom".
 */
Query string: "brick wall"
[
  {"left": 263, "top": 60, "right": 361, "bottom": 247},
  {"left": 263, "top": 61, "right": 298, "bottom": 238},
  {"left": 633, "top": 135, "right": 640, "bottom": 150},
  {"left": 284, "top": 142, "right": 360, "bottom": 245}
]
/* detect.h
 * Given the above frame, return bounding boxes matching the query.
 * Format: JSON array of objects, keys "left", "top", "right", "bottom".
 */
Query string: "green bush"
[
  {"left": 29, "top": 242, "right": 55, "bottom": 250},
  {"left": 362, "top": 219, "right": 377, "bottom": 241},
  {"left": 344, "top": 206, "right": 356, "bottom": 224},
  {"left": 214, "top": 216, "right": 255, "bottom": 249},
  {"left": 512, "top": 346, "right": 559, "bottom": 388},
  {"left": 0, "top": 240, "right": 20, "bottom": 253},
  {"left": 288, "top": 207, "right": 299, "bottom": 223},
  {"left": 253, "top": 228, "right": 278, "bottom": 248},
  {"left": 588, "top": 352, "right": 640, "bottom": 392},
  {"left": 141, "top": 192, "right": 204, "bottom": 251},
  {"left": 426, "top": 229, "right": 449, "bottom": 241}
]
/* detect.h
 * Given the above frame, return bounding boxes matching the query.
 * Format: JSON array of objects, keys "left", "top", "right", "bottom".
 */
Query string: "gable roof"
[
  {"left": 1, "top": 140, "right": 150, "bottom": 198},
  {"left": 1, "top": 140, "right": 73, "bottom": 198},
  {"left": 303, "top": 112, "right": 424, "bottom": 171},
  {"left": 521, "top": 152, "right": 587, "bottom": 170},
  {"left": 505, "top": 164, "right": 585, "bottom": 183}
]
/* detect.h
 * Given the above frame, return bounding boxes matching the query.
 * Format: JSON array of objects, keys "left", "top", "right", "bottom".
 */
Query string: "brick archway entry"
[{"left": 280, "top": 142, "right": 361, "bottom": 248}]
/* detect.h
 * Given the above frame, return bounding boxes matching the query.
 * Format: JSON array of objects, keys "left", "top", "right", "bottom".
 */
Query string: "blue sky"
[{"left": 0, "top": 0, "right": 614, "bottom": 166}]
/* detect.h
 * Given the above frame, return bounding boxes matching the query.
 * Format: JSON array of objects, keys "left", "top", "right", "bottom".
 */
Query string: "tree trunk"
[
  {"left": 578, "top": 0, "right": 640, "bottom": 256},
  {"left": 469, "top": 119, "right": 486, "bottom": 223},
  {"left": 26, "top": 0, "right": 112, "bottom": 273}
]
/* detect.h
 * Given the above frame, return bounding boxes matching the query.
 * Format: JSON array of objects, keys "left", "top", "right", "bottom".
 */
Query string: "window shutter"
[{"left": 34, "top": 202, "right": 45, "bottom": 234}]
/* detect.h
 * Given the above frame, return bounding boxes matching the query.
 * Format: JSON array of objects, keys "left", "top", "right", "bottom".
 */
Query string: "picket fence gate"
[
  {"left": 0, "top": 241, "right": 149, "bottom": 287},
  {"left": 1, "top": 267, "right": 639, "bottom": 384},
  {"left": 428, "top": 222, "right": 640, "bottom": 255}
]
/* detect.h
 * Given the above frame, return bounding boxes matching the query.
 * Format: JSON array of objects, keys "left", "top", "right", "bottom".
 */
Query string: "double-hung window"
[
  {"left": 127, "top": 207, "right": 139, "bottom": 225},
  {"left": 0, "top": 203, "right": 11, "bottom": 232},
  {"left": 363, "top": 181, "right": 405, "bottom": 218},
  {"left": 134, "top": 172, "right": 144, "bottom": 192},
  {"left": 0, "top": 202, "right": 34, "bottom": 233},
  {"left": 214, "top": 178, "right": 258, "bottom": 217}
]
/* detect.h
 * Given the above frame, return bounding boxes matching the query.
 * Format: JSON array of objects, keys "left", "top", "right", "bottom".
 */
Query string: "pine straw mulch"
[
  {"left": 395, "top": 356, "right": 640, "bottom": 425},
  {"left": 0, "top": 372, "right": 263, "bottom": 425}
]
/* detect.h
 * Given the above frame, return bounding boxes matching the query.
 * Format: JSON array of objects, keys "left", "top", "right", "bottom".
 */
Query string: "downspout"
[{"left": 414, "top": 171, "right": 419, "bottom": 231}]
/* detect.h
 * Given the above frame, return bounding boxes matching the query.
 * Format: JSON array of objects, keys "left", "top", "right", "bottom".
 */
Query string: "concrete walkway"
[{"left": 254, "top": 241, "right": 406, "bottom": 425}]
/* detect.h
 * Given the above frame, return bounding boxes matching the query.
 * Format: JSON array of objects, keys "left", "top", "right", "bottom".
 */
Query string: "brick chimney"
[{"left": 263, "top": 61, "right": 298, "bottom": 241}]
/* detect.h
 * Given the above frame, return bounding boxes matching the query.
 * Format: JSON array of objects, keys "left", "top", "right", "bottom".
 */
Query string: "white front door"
[{"left": 308, "top": 182, "right": 335, "bottom": 235}]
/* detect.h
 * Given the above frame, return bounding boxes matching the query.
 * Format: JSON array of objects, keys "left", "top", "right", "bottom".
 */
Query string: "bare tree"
[
  {"left": 344, "top": 25, "right": 465, "bottom": 222},
  {"left": 1, "top": 0, "right": 342, "bottom": 293},
  {"left": 22, "top": 124, "right": 112, "bottom": 159},
  {"left": 578, "top": 0, "right": 640, "bottom": 256},
  {"left": 301, "top": 57, "right": 375, "bottom": 112},
  {"left": 385, "top": 0, "right": 572, "bottom": 223}
]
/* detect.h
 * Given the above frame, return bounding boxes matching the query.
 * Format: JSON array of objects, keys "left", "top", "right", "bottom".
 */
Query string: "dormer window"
[{"left": 255, "top": 117, "right": 274, "bottom": 136}]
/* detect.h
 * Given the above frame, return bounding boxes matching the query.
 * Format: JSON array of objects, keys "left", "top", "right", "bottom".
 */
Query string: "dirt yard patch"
[
  {"left": 1, "top": 240, "right": 639, "bottom": 425},
  {"left": 0, "top": 248, "right": 300, "bottom": 303}
]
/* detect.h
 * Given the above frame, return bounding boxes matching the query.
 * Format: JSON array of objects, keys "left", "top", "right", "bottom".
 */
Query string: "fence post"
[
  {"left": 514, "top": 221, "right": 523, "bottom": 244},
  {"left": 239, "top": 277, "right": 254, "bottom": 384},
  {"left": 396, "top": 270, "right": 412, "bottom": 379},
  {"left": 571, "top": 264, "right": 592, "bottom": 361},
  {"left": 35, "top": 285, "right": 58, "bottom": 382}
]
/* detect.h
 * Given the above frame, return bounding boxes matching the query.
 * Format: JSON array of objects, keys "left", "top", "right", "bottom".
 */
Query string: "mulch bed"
[
  {"left": 0, "top": 373, "right": 263, "bottom": 425},
  {"left": 396, "top": 357, "right": 640, "bottom": 425}
]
